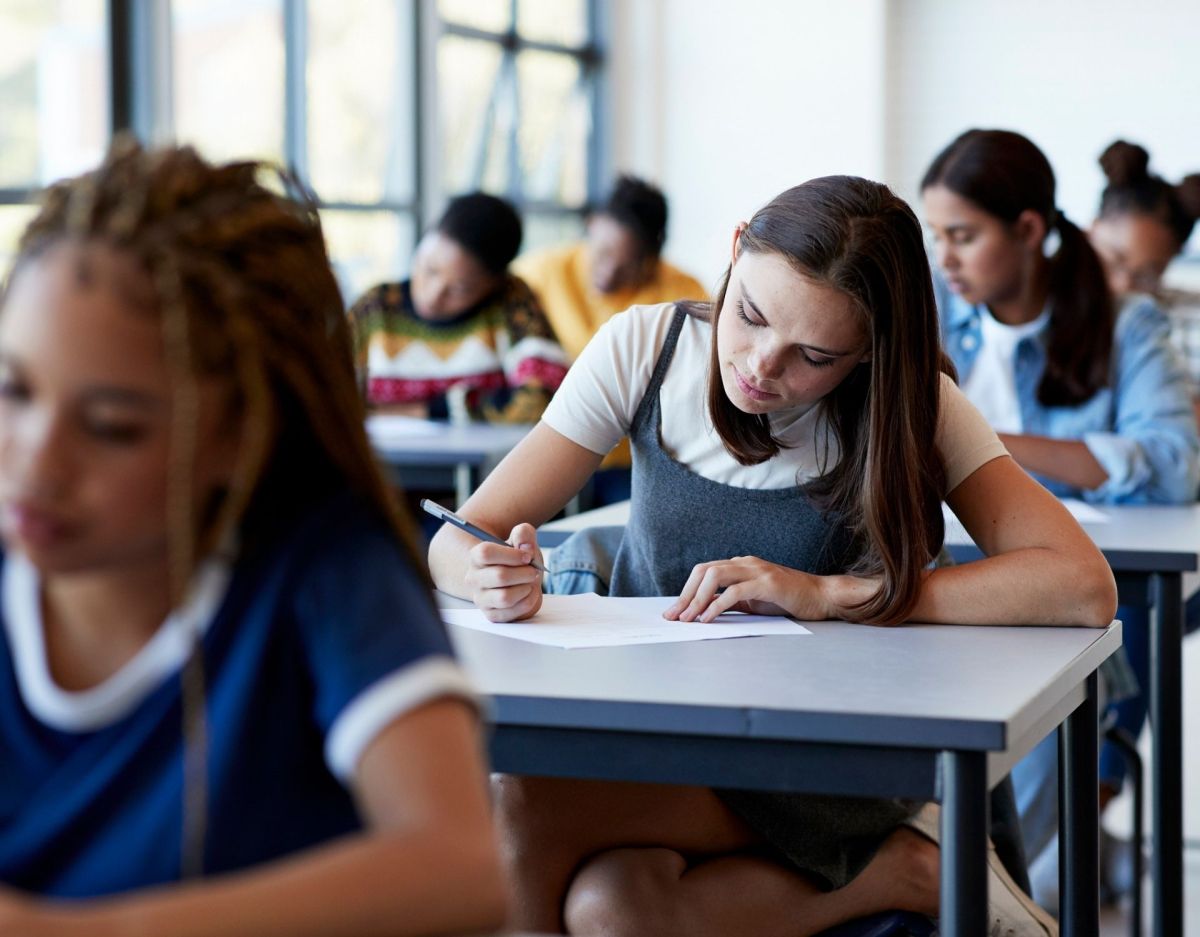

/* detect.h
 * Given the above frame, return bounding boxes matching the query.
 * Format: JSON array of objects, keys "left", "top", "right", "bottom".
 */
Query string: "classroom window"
[
  {"left": 1, "top": 0, "right": 605, "bottom": 293},
  {"left": 435, "top": 0, "right": 600, "bottom": 250},
  {"left": 172, "top": 0, "right": 285, "bottom": 165},
  {"left": 0, "top": 0, "right": 108, "bottom": 273}
]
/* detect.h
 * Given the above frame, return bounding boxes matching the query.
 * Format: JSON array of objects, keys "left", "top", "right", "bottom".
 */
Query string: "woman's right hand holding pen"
[{"left": 464, "top": 522, "right": 545, "bottom": 622}]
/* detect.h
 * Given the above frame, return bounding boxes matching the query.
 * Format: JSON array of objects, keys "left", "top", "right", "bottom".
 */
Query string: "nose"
[
  {"left": 935, "top": 240, "right": 958, "bottom": 272},
  {"left": 748, "top": 337, "right": 786, "bottom": 381},
  {"left": 2, "top": 410, "right": 73, "bottom": 499},
  {"left": 1109, "top": 269, "right": 1132, "bottom": 297}
]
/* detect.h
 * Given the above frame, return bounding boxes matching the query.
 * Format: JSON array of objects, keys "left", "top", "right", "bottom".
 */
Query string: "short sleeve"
[
  {"left": 290, "top": 500, "right": 477, "bottom": 782},
  {"left": 936, "top": 372, "right": 1010, "bottom": 494},
  {"left": 541, "top": 303, "right": 678, "bottom": 455}
]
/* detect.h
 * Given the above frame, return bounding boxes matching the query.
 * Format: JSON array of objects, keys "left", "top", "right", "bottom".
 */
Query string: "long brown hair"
[
  {"left": 921, "top": 128, "right": 1115, "bottom": 407},
  {"left": 699, "top": 176, "right": 951, "bottom": 625}
]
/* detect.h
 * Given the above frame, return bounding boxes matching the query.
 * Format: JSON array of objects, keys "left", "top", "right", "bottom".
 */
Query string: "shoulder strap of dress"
[{"left": 630, "top": 305, "right": 689, "bottom": 433}]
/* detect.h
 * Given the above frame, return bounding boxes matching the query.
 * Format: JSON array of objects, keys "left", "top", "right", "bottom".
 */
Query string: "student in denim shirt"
[{"left": 923, "top": 128, "right": 1200, "bottom": 913}]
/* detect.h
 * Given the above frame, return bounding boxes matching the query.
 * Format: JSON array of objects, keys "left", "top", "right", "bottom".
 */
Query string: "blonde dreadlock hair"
[{"left": 8, "top": 136, "right": 425, "bottom": 877}]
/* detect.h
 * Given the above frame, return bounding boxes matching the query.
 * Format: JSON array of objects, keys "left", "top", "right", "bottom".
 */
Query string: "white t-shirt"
[
  {"left": 542, "top": 303, "right": 1008, "bottom": 493},
  {"left": 960, "top": 308, "right": 1050, "bottom": 433}
]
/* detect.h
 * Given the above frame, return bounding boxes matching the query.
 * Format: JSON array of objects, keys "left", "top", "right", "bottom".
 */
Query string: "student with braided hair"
[{"left": 0, "top": 139, "right": 504, "bottom": 935}]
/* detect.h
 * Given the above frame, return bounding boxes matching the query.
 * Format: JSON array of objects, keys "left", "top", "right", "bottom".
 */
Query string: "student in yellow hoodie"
[
  {"left": 514, "top": 175, "right": 708, "bottom": 360},
  {"left": 515, "top": 177, "right": 707, "bottom": 502}
]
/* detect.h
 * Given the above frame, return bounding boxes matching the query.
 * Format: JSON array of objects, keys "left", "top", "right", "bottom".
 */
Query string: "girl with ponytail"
[
  {"left": 431, "top": 175, "right": 1114, "bottom": 934},
  {"left": 922, "top": 128, "right": 1200, "bottom": 913},
  {"left": 922, "top": 128, "right": 1198, "bottom": 505}
]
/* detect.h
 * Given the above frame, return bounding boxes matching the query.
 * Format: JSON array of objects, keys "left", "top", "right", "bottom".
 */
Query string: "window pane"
[
  {"left": 437, "top": 0, "right": 510, "bottom": 34},
  {"left": 308, "top": 0, "right": 416, "bottom": 204},
  {"left": 0, "top": 203, "right": 39, "bottom": 279},
  {"left": 522, "top": 212, "right": 584, "bottom": 255},
  {"left": 173, "top": 0, "right": 285, "bottom": 164},
  {"left": 516, "top": 51, "right": 587, "bottom": 205},
  {"left": 437, "top": 36, "right": 510, "bottom": 196},
  {"left": 0, "top": 0, "right": 107, "bottom": 189},
  {"left": 322, "top": 209, "right": 415, "bottom": 304},
  {"left": 517, "top": 0, "right": 588, "bottom": 47}
]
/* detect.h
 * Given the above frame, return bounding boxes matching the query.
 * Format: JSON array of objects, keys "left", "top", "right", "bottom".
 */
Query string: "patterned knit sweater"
[{"left": 348, "top": 275, "right": 569, "bottom": 423}]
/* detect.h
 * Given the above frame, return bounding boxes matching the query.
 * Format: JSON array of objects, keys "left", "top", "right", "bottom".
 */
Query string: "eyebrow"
[
  {"left": 82, "top": 388, "right": 164, "bottom": 411},
  {"left": 0, "top": 352, "right": 164, "bottom": 411},
  {"left": 741, "top": 286, "right": 854, "bottom": 358},
  {"left": 936, "top": 223, "right": 975, "bottom": 238}
]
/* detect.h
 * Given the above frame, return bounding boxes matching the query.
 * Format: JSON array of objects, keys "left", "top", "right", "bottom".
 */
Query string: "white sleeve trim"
[{"left": 324, "top": 655, "right": 481, "bottom": 783}]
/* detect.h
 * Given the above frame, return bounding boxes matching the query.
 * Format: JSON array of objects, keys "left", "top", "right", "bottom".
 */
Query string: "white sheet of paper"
[
  {"left": 442, "top": 594, "right": 811, "bottom": 649},
  {"left": 365, "top": 414, "right": 447, "bottom": 442}
]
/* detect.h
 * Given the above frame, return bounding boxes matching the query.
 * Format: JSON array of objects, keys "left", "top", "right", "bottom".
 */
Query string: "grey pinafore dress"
[{"left": 550, "top": 306, "right": 919, "bottom": 889}]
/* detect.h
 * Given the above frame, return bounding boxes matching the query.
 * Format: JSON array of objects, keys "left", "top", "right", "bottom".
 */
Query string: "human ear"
[
  {"left": 730, "top": 222, "right": 748, "bottom": 263},
  {"left": 1014, "top": 209, "right": 1048, "bottom": 252}
]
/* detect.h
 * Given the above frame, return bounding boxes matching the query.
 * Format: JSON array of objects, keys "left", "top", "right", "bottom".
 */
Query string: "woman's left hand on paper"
[{"left": 663, "top": 556, "right": 832, "bottom": 623}]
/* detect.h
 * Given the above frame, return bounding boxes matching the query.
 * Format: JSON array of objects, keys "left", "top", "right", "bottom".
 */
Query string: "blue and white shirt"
[
  {"left": 0, "top": 492, "right": 475, "bottom": 897},
  {"left": 937, "top": 279, "right": 1200, "bottom": 504}
]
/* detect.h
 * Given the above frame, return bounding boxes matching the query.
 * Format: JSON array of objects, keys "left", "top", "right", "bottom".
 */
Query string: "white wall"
[
  {"left": 608, "top": 0, "right": 1200, "bottom": 282},
  {"left": 885, "top": 0, "right": 1200, "bottom": 237},
  {"left": 609, "top": 0, "right": 888, "bottom": 285}
]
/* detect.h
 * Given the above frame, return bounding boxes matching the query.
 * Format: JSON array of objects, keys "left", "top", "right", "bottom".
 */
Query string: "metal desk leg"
[
  {"left": 940, "top": 750, "right": 988, "bottom": 937},
  {"left": 1151, "top": 571, "right": 1183, "bottom": 936},
  {"left": 1059, "top": 671, "right": 1099, "bottom": 936},
  {"left": 454, "top": 463, "right": 473, "bottom": 509}
]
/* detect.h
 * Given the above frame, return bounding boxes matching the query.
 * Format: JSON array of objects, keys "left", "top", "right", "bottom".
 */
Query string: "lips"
[
  {"left": 733, "top": 368, "right": 780, "bottom": 402},
  {"left": 1, "top": 500, "right": 74, "bottom": 550}
]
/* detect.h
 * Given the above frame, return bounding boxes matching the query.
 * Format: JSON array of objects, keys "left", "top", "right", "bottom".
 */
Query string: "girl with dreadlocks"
[{"left": 0, "top": 140, "right": 504, "bottom": 935}]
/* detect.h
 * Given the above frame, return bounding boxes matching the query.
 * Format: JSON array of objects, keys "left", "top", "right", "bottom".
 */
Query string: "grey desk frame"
[
  {"left": 449, "top": 611, "right": 1120, "bottom": 937},
  {"left": 371, "top": 422, "right": 532, "bottom": 507},
  {"left": 946, "top": 504, "right": 1200, "bottom": 937},
  {"left": 541, "top": 500, "right": 1199, "bottom": 935}
]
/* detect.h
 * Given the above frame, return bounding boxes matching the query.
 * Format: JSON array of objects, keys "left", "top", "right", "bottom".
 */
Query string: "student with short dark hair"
[
  {"left": 431, "top": 174, "right": 1114, "bottom": 935},
  {"left": 0, "top": 140, "right": 505, "bottom": 936},
  {"left": 514, "top": 175, "right": 707, "bottom": 360},
  {"left": 350, "top": 192, "right": 568, "bottom": 424}
]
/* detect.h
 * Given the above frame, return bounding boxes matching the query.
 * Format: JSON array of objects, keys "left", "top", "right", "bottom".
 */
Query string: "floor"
[{"left": 1099, "top": 631, "right": 1199, "bottom": 935}]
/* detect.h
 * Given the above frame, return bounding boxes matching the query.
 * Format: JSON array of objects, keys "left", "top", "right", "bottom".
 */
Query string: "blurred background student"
[
  {"left": 0, "top": 140, "right": 504, "bottom": 937},
  {"left": 922, "top": 127, "right": 1200, "bottom": 914},
  {"left": 1089, "top": 139, "right": 1200, "bottom": 412},
  {"left": 514, "top": 174, "right": 708, "bottom": 360},
  {"left": 515, "top": 176, "right": 707, "bottom": 505},
  {"left": 350, "top": 192, "right": 569, "bottom": 425}
]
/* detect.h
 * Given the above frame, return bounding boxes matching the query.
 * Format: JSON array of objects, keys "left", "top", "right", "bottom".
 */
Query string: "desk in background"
[
  {"left": 368, "top": 416, "right": 532, "bottom": 508},
  {"left": 540, "top": 499, "right": 1199, "bottom": 936},
  {"left": 445, "top": 591, "right": 1120, "bottom": 937}
]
